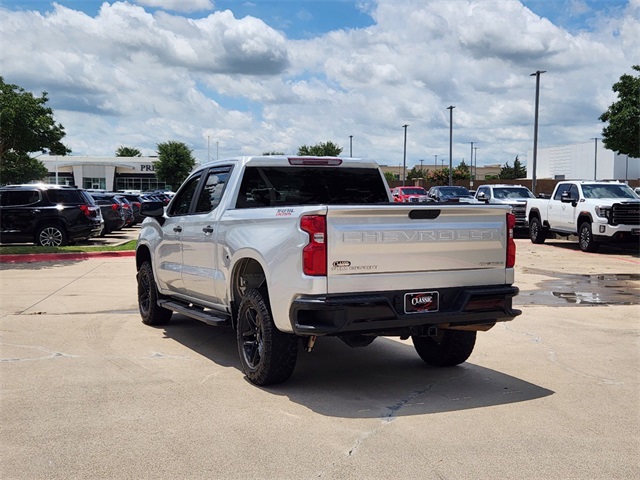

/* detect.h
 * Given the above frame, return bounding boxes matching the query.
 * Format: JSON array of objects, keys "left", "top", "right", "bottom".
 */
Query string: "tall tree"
[
  {"left": 155, "top": 141, "right": 196, "bottom": 190},
  {"left": 599, "top": 65, "right": 640, "bottom": 158},
  {"left": 297, "top": 141, "right": 343, "bottom": 156},
  {"left": 0, "top": 77, "right": 70, "bottom": 184},
  {"left": 406, "top": 166, "right": 428, "bottom": 180},
  {"left": 499, "top": 156, "right": 527, "bottom": 179},
  {"left": 116, "top": 146, "right": 142, "bottom": 157}
]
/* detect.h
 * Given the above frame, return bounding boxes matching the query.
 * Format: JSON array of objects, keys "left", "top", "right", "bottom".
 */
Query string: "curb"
[{"left": 0, "top": 250, "right": 135, "bottom": 264}]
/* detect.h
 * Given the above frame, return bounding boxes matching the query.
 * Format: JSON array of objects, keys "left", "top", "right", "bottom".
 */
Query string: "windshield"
[
  {"left": 401, "top": 188, "right": 427, "bottom": 195},
  {"left": 581, "top": 184, "right": 638, "bottom": 199},
  {"left": 441, "top": 187, "right": 470, "bottom": 196},
  {"left": 493, "top": 187, "right": 535, "bottom": 199}
]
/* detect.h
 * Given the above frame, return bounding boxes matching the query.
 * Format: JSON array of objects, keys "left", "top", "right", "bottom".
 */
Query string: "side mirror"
[
  {"left": 560, "top": 191, "right": 574, "bottom": 203},
  {"left": 140, "top": 200, "right": 165, "bottom": 218}
]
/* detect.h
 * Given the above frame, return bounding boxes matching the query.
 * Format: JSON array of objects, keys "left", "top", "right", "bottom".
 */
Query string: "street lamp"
[
  {"left": 469, "top": 141, "right": 475, "bottom": 185},
  {"left": 447, "top": 106, "right": 455, "bottom": 186},
  {"left": 434, "top": 154, "right": 438, "bottom": 169},
  {"left": 474, "top": 147, "right": 478, "bottom": 181},
  {"left": 402, "top": 124, "right": 409, "bottom": 186},
  {"left": 530, "top": 70, "right": 546, "bottom": 195},
  {"left": 349, "top": 135, "right": 353, "bottom": 157},
  {"left": 592, "top": 137, "right": 599, "bottom": 180},
  {"left": 419, "top": 158, "right": 424, "bottom": 176}
]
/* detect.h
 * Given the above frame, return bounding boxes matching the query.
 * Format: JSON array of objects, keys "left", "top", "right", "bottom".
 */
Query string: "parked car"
[
  {"left": 115, "top": 196, "right": 136, "bottom": 226},
  {"left": 475, "top": 184, "right": 535, "bottom": 229},
  {"left": 427, "top": 186, "right": 476, "bottom": 203},
  {"left": 0, "top": 184, "right": 103, "bottom": 246},
  {"left": 88, "top": 192, "right": 126, "bottom": 235},
  {"left": 391, "top": 186, "right": 430, "bottom": 203},
  {"left": 118, "top": 194, "right": 144, "bottom": 223}
]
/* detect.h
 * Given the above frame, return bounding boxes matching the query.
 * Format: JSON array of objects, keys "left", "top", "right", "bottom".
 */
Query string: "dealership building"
[
  {"left": 39, "top": 155, "right": 182, "bottom": 191},
  {"left": 526, "top": 141, "right": 639, "bottom": 181}
]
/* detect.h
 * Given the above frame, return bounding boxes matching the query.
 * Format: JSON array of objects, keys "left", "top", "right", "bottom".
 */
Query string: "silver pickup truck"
[{"left": 136, "top": 156, "right": 520, "bottom": 385}]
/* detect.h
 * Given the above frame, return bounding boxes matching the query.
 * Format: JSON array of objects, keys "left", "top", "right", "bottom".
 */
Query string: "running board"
[{"left": 158, "top": 300, "right": 230, "bottom": 326}]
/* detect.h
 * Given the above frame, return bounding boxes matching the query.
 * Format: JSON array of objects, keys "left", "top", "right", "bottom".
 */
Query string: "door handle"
[
  {"left": 202, "top": 226, "right": 214, "bottom": 234},
  {"left": 173, "top": 226, "right": 182, "bottom": 233}
]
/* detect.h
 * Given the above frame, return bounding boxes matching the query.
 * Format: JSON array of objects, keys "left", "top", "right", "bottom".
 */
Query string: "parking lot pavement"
[{"left": 1, "top": 239, "right": 638, "bottom": 479}]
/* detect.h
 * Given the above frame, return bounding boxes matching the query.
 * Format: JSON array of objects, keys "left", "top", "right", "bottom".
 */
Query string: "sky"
[{"left": 1, "top": 0, "right": 638, "bottom": 170}]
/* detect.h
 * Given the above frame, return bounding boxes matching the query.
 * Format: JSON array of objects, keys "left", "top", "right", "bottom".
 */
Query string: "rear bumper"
[{"left": 290, "top": 285, "right": 521, "bottom": 336}]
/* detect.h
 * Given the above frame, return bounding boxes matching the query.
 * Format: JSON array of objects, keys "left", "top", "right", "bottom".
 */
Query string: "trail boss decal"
[{"left": 404, "top": 291, "right": 439, "bottom": 314}]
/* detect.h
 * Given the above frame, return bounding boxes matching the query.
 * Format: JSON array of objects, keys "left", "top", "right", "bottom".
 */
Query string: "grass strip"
[{"left": 0, "top": 240, "right": 137, "bottom": 255}]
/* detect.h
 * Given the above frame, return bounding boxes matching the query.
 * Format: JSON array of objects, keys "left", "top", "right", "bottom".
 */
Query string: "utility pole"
[
  {"left": 402, "top": 124, "right": 409, "bottom": 186},
  {"left": 349, "top": 135, "right": 353, "bottom": 157},
  {"left": 447, "top": 106, "right": 455, "bottom": 186},
  {"left": 592, "top": 137, "right": 599, "bottom": 180},
  {"left": 530, "top": 70, "right": 546, "bottom": 195},
  {"left": 469, "top": 141, "right": 475, "bottom": 186}
]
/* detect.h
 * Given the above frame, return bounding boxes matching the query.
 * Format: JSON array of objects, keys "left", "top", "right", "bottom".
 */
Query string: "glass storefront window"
[
  {"left": 83, "top": 178, "right": 106, "bottom": 190},
  {"left": 115, "top": 177, "right": 167, "bottom": 192}
]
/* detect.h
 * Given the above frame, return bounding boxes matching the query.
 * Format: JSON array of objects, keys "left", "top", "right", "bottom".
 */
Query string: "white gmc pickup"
[
  {"left": 136, "top": 156, "right": 521, "bottom": 385},
  {"left": 526, "top": 181, "right": 640, "bottom": 252}
]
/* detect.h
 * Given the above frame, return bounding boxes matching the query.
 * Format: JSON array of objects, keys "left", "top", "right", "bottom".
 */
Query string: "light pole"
[
  {"left": 216, "top": 141, "right": 219, "bottom": 160},
  {"left": 420, "top": 158, "right": 424, "bottom": 176},
  {"left": 434, "top": 154, "right": 438, "bottom": 170},
  {"left": 447, "top": 106, "right": 455, "bottom": 186},
  {"left": 474, "top": 147, "right": 478, "bottom": 181},
  {"left": 469, "top": 141, "right": 475, "bottom": 186},
  {"left": 402, "top": 124, "right": 409, "bottom": 186},
  {"left": 207, "top": 135, "right": 211, "bottom": 162},
  {"left": 592, "top": 137, "right": 599, "bottom": 180},
  {"left": 349, "top": 135, "right": 353, "bottom": 157},
  {"left": 530, "top": 70, "right": 546, "bottom": 195}
]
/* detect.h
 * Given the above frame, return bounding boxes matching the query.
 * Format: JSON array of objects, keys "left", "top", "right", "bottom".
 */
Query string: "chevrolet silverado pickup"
[
  {"left": 136, "top": 156, "right": 520, "bottom": 385},
  {"left": 526, "top": 181, "right": 640, "bottom": 252}
]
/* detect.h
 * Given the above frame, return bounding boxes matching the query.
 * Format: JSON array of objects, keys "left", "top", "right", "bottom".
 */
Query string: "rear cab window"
[{"left": 235, "top": 167, "right": 389, "bottom": 208}]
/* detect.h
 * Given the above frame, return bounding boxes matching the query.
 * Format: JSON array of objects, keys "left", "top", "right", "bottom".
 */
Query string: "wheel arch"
[
  {"left": 229, "top": 255, "right": 269, "bottom": 329},
  {"left": 136, "top": 243, "right": 152, "bottom": 271}
]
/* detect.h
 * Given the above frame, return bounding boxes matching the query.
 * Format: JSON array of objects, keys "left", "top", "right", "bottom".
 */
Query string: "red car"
[{"left": 391, "top": 186, "right": 429, "bottom": 203}]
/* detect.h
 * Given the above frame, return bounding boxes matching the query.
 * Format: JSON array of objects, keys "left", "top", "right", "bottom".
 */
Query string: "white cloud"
[
  {"left": 0, "top": 0, "right": 637, "bottom": 168},
  {"left": 134, "top": 0, "right": 215, "bottom": 13}
]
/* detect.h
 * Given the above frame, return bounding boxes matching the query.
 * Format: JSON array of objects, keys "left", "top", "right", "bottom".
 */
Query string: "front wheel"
[
  {"left": 36, "top": 224, "right": 68, "bottom": 246},
  {"left": 412, "top": 330, "right": 476, "bottom": 367},
  {"left": 578, "top": 222, "right": 599, "bottom": 252},
  {"left": 529, "top": 217, "right": 546, "bottom": 244},
  {"left": 137, "top": 261, "right": 172, "bottom": 325},
  {"left": 236, "top": 288, "right": 298, "bottom": 386}
]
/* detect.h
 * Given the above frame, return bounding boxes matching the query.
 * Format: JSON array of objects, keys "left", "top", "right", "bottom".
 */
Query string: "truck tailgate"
[{"left": 325, "top": 204, "right": 511, "bottom": 293}]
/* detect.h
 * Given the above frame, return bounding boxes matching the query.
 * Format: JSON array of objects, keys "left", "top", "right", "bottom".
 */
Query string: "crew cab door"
[
  {"left": 155, "top": 173, "right": 204, "bottom": 295},
  {"left": 180, "top": 166, "right": 232, "bottom": 306},
  {"left": 549, "top": 183, "right": 578, "bottom": 231}
]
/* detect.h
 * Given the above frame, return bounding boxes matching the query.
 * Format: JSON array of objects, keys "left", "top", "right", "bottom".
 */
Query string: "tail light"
[
  {"left": 300, "top": 215, "right": 327, "bottom": 276},
  {"left": 79, "top": 205, "right": 91, "bottom": 217},
  {"left": 506, "top": 213, "right": 516, "bottom": 268},
  {"left": 111, "top": 204, "right": 119, "bottom": 211}
]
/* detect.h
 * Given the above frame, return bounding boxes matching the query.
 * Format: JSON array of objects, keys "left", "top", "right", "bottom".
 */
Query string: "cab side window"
[
  {"left": 194, "top": 167, "right": 232, "bottom": 214},
  {"left": 553, "top": 183, "right": 571, "bottom": 201},
  {"left": 168, "top": 174, "right": 202, "bottom": 216}
]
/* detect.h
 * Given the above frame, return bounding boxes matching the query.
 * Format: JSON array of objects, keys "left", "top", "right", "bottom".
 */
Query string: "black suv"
[{"left": 0, "top": 184, "right": 103, "bottom": 246}]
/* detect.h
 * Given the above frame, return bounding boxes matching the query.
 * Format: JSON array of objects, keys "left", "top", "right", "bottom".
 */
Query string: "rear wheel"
[
  {"left": 137, "top": 261, "right": 172, "bottom": 325},
  {"left": 578, "top": 222, "right": 599, "bottom": 252},
  {"left": 529, "top": 217, "right": 546, "bottom": 244},
  {"left": 237, "top": 288, "right": 298, "bottom": 385},
  {"left": 412, "top": 330, "right": 476, "bottom": 367},
  {"left": 36, "top": 224, "right": 68, "bottom": 246}
]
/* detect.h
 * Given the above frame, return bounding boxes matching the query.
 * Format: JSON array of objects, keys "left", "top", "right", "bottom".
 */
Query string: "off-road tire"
[
  {"left": 36, "top": 224, "right": 68, "bottom": 247},
  {"left": 412, "top": 330, "right": 477, "bottom": 367},
  {"left": 529, "top": 217, "right": 546, "bottom": 244},
  {"left": 236, "top": 288, "right": 298, "bottom": 386},
  {"left": 578, "top": 222, "right": 599, "bottom": 252},
  {"left": 137, "top": 261, "right": 172, "bottom": 325}
]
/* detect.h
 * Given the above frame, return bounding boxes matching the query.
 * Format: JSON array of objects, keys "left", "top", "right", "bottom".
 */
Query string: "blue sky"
[{"left": 0, "top": 0, "right": 637, "bottom": 168}]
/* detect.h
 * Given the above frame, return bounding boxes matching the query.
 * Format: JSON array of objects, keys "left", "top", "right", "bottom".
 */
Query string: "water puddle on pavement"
[{"left": 517, "top": 272, "right": 640, "bottom": 306}]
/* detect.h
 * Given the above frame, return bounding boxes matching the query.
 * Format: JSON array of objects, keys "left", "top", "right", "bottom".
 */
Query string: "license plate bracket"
[{"left": 404, "top": 291, "right": 439, "bottom": 314}]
